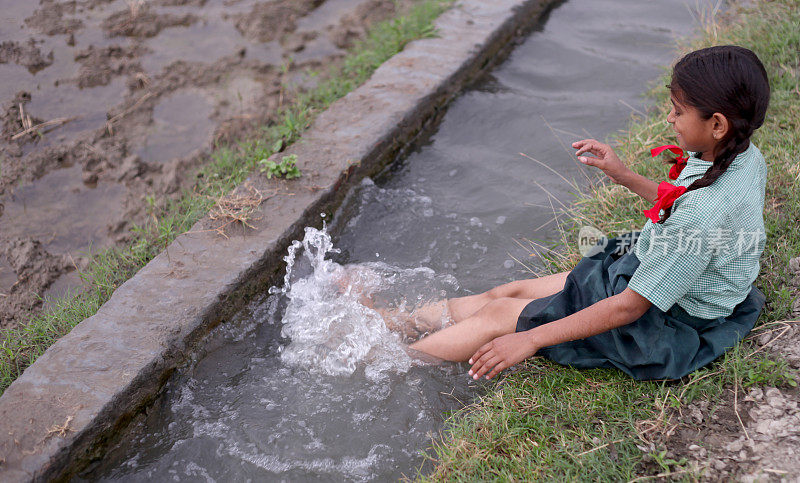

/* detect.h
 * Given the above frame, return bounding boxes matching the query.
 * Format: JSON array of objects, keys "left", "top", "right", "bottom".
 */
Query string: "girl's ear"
[{"left": 710, "top": 112, "right": 730, "bottom": 141}]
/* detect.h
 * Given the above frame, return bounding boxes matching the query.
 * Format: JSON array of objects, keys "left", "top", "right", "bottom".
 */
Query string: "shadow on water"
[{"left": 81, "top": 0, "right": 706, "bottom": 480}]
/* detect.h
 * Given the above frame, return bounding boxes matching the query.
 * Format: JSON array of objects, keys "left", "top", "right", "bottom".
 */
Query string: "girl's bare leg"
[
  {"left": 408, "top": 297, "right": 536, "bottom": 361},
  {"left": 408, "top": 271, "right": 570, "bottom": 327},
  {"left": 403, "top": 271, "right": 570, "bottom": 360}
]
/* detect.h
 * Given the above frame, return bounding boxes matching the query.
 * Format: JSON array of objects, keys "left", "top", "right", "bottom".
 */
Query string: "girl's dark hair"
[{"left": 660, "top": 45, "right": 770, "bottom": 223}]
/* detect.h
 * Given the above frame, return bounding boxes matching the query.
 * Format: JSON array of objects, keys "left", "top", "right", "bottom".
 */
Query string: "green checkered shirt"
[{"left": 629, "top": 143, "right": 767, "bottom": 318}]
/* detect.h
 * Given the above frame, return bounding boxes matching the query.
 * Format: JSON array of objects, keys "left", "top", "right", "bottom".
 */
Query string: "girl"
[{"left": 405, "top": 45, "right": 771, "bottom": 381}]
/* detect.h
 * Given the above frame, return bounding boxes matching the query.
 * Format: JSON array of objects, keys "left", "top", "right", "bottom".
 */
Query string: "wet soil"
[
  {"left": 232, "top": 0, "right": 325, "bottom": 43},
  {"left": 0, "top": 39, "right": 54, "bottom": 73},
  {"left": 0, "top": 0, "right": 416, "bottom": 329}
]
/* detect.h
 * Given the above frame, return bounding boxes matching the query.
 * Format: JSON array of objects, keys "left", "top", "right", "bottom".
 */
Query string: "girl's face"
[{"left": 666, "top": 94, "right": 723, "bottom": 160}]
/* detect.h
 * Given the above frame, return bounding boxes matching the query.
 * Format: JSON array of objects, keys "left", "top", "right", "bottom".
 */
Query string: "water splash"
[{"left": 272, "top": 225, "right": 459, "bottom": 380}]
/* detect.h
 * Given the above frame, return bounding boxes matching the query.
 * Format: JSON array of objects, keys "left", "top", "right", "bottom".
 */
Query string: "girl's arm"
[
  {"left": 616, "top": 171, "right": 660, "bottom": 203},
  {"left": 468, "top": 288, "right": 652, "bottom": 380},
  {"left": 572, "top": 139, "right": 659, "bottom": 202}
]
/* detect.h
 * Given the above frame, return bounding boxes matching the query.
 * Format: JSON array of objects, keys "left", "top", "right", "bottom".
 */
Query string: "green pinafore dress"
[{"left": 515, "top": 234, "right": 765, "bottom": 380}]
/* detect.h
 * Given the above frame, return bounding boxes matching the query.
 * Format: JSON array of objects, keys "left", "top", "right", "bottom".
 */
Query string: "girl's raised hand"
[{"left": 572, "top": 139, "right": 630, "bottom": 185}]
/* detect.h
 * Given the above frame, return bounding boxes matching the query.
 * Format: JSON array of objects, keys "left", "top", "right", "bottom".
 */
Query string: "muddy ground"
[{"left": 0, "top": 0, "right": 415, "bottom": 329}]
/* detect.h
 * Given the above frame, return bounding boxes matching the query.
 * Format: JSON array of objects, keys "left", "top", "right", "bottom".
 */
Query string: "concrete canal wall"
[{"left": 0, "top": 0, "right": 559, "bottom": 480}]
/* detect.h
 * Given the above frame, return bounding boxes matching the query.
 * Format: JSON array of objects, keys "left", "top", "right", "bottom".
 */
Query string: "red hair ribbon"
[
  {"left": 651, "top": 144, "right": 688, "bottom": 180},
  {"left": 644, "top": 181, "right": 687, "bottom": 222}
]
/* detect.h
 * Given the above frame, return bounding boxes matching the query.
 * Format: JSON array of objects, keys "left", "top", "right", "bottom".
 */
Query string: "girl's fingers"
[
  {"left": 469, "top": 350, "right": 494, "bottom": 377},
  {"left": 571, "top": 138, "right": 597, "bottom": 149},
  {"left": 474, "top": 356, "right": 500, "bottom": 379},
  {"left": 573, "top": 139, "right": 600, "bottom": 154},
  {"left": 468, "top": 356, "right": 486, "bottom": 378},
  {"left": 579, "top": 156, "right": 600, "bottom": 167},
  {"left": 575, "top": 140, "right": 613, "bottom": 160},
  {"left": 468, "top": 343, "right": 491, "bottom": 366},
  {"left": 485, "top": 361, "right": 509, "bottom": 380}
]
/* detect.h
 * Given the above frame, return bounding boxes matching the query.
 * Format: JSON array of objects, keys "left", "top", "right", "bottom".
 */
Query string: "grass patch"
[
  {"left": 422, "top": 361, "right": 672, "bottom": 481},
  {"left": 423, "top": 0, "right": 800, "bottom": 479},
  {"left": 0, "top": 0, "right": 453, "bottom": 396}
]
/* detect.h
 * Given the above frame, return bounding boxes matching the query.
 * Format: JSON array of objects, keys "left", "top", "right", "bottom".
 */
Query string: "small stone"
[
  {"left": 688, "top": 444, "right": 701, "bottom": 451},
  {"left": 788, "top": 256, "right": 800, "bottom": 274},
  {"left": 726, "top": 440, "right": 744, "bottom": 452},
  {"left": 758, "top": 332, "right": 772, "bottom": 346},
  {"left": 791, "top": 296, "right": 800, "bottom": 318}
]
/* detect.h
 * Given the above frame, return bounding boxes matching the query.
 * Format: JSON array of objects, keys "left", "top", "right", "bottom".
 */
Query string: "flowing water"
[
  {"left": 81, "top": 224, "right": 469, "bottom": 481},
  {"left": 83, "top": 0, "right": 707, "bottom": 480}
]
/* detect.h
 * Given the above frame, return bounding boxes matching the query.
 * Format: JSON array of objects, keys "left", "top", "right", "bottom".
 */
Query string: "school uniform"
[{"left": 516, "top": 143, "right": 767, "bottom": 380}]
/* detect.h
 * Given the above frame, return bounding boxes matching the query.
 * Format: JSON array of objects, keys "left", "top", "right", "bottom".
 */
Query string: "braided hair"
[{"left": 659, "top": 45, "right": 770, "bottom": 223}]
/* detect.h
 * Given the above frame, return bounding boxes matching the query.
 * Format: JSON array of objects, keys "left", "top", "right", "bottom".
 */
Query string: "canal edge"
[{"left": 0, "top": 0, "right": 560, "bottom": 480}]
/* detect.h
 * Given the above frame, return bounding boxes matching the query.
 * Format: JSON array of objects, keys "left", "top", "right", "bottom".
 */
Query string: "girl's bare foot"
[
  {"left": 332, "top": 265, "right": 379, "bottom": 308},
  {"left": 333, "top": 264, "right": 452, "bottom": 342}
]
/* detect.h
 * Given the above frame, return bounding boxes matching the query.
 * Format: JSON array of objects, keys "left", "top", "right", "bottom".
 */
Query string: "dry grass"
[
  {"left": 12, "top": 117, "right": 74, "bottom": 141},
  {"left": 205, "top": 183, "right": 275, "bottom": 238}
]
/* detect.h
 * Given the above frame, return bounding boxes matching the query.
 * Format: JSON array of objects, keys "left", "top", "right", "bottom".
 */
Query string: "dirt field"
[{"left": 0, "top": 0, "right": 413, "bottom": 329}]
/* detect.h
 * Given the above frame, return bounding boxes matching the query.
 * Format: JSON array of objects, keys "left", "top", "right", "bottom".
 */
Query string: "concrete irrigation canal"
[{"left": 0, "top": 0, "right": 703, "bottom": 480}]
